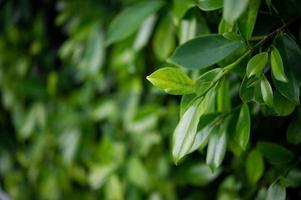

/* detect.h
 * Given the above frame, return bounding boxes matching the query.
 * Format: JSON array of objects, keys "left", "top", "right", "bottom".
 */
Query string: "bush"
[{"left": 0, "top": 0, "right": 301, "bottom": 199}]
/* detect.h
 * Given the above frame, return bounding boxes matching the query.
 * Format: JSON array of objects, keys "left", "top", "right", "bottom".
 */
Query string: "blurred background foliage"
[{"left": 0, "top": 0, "right": 301, "bottom": 199}]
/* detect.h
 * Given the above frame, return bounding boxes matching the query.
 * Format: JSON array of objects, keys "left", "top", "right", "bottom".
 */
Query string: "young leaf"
[
  {"left": 257, "top": 142, "right": 295, "bottom": 165},
  {"left": 196, "top": 68, "right": 224, "bottom": 96},
  {"left": 238, "top": 0, "right": 261, "bottom": 39},
  {"left": 206, "top": 121, "right": 227, "bottom": 171},
  {"left": 223, "top": 0, "right": 249, "bottom": 24},
  {"left": 106, "top": 1, "right": 163, "bottom": 45},
  {"left": 168, "top": 34, "right": 243, "bottom": 69},
  {"left": 197, "top": 0, "right": 223, "bottom": 11},
  {"left": 172, "top": 101, "right": 201, "bottom": 164},
  {"left": 266, "top": 183, "right": 286, "bottom": 200},
  {"left": 146, "top": 67, "right": 195, "bottom": 95},
  {"left": 246, "top": 149, "right": 264, "bottom": 184},
  {"left": 270, "top": 47, "right": 288, "bottom": 82},
  {"left": 260, "top": 76, "right": 273, "bottom": 107},
  {"left": 235, "top": 103, "right": 250, "bottom": 150},
  {"left": 246, "top": 52, "right": 268, "bottom": 78}
]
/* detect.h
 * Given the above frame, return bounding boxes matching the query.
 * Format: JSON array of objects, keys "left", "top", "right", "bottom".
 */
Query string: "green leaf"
[
  {"left": 133, "top": 15, "right": 156, "bottom": 51},
  {"left": 286, "top": 111, "right": 301, "bottom": 145},
  {"left": 179, "top": 17, "right": 198, "bottom": 44},
  {"left": 196, "top": 68, "right": 224, "bottom": 96},
  {"left": 127, "top": 157, "right": 150, "bottom": 191},
  {"left": 227, "top": 112, "right": 244, "bottom": 156},
  {"left": 189, "top": 126, "right": 212, "bottom": 153},
  {"left": 286, "top": 168, "right": 301, "bottom": 188},
  {"left": 246, "top": 75, "right": 260, "bottom": 88},
  {"left": 254, "top": 82, "right": 264, "bottom": 104},
  {"left": 217, "top": 78, "right": 231, "bottom": 112},
  {"left": 222, "top": 32, "right": 242, "bottom": 41},
  {"left": 168, "top": 34, "right": 243, "bottom": 69},
  {"left": 218, "top": 18, "right": 236, "bottom": 34},
  {"left": 106, "top": 1, "right": 163, "bottom": 45},
  {"left": 172, "top": 0, "right": 195, "bottom": 22},
  {"left": 197, "top": 0, "right": 223, "bottom": 11},
  {"left": 80, "top": 26, "right": 105, "bottom": 76},
  {"left": 180, "top": 94, "right": 196, "bottom": 117},
  {"left": 238, "top": 0, "right": 261, "bottom": 39},
  {"left": 273, "top": 34, "right": 301, "bottom": 104},
  {"left": 246, "top": 149, "right": 264, "bottom": 184},
  {"left": 153, "top": 15, "right": 175, "bottom": 60},
  {"left": 266, "top": 183, "right": 286, "bottom": 200},
  {"left": 235, "top": 103, "right": 250, "bottom": 150},
  {"left": 172, "top": 101, "right": 202, "bottom": 163},
  {"left": 189, "top": 113, "right": 220, "bottom": 153},
  {"left": 223, "top": 0, "right": 249, "bottom": 24},
  {"left": 240, "top": 75, "right": 255, "bottom": 102},
  {"left": 257, "top": 142, "right": 295, "bottom": 165},
  {"left": 89, "top": 164, "right": 116, "bottom": 189},
  {"left": 180, "top": 86, "right": 217, "bottom": 118},
  {"left": 217, "top": 176, "right": 239, "bottom": 199},
  {"left": 147, "top": 67, "right": 195, "bottom": 95},
  {"left": 206, "top": 121, "right": 228, "bottom": 171},
  {"left": 273, "top": 90, "right": 296, "bottom": 116},
  {"left": 246, "top": 52, "right": 268, "bottom": 78},
  {"left": 105, "top": 175, "right": 124, "bottom": 200},
  {"left": 198, "top": 87, "right": 217, "bottom": 115},
  {"left": 260, "top": 76, "right": 273, "bottom": 107},
  {"left": 175, "top": 162, "right": 220, "bottom": 186},
  {"left": 270, "top": 47, "right": 288, "bottom": 82}
]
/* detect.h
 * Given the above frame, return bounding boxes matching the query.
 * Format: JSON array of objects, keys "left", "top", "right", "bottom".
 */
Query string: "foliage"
[{"left": 0, "top": 0, "right": 301, "bottom": 199}]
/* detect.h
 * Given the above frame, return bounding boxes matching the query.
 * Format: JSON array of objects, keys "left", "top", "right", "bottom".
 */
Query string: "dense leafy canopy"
[{"left": 0, "top": 0, "right": 301, "bottom": 199}]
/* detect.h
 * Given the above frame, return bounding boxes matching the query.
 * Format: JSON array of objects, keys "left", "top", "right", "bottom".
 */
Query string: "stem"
[
  {"left": 223, "top": 50, "right": 251, "bottom": 74},
  {"left": 251, "top": 17, "right": 299, "bottom": 50},
  {"left": 249, "top": 35, "right": 266, "bottom": 41},
  {"left": 224, "top": 17, "right": 298, "bottom": 74},
  {"left": 192, "top": 17, "right": 299, "bottom": 108}
]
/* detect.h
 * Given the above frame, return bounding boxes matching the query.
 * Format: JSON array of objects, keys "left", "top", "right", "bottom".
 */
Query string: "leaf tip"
[
  {"left": 173, "top": 156, "right": 179, "bottom": 166},
  {"left": 209, "top": 164, "right": 217, "bottom": 173},
  {"left": 146, "top": 75, "right": 155, "bottom": 85}
]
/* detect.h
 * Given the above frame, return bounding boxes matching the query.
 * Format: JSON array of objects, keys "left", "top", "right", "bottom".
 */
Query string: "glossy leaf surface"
[
  {"left": 147, "top": 67, "right": 195, "bottom": 95},
  {"left": 169, "top": 35, "right": 243, "bottom": 69}
]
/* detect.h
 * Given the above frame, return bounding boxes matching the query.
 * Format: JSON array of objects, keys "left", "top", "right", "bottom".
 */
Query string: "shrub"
[{"left": 0, "top": 0, "right": 300, "bottom": 199}]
